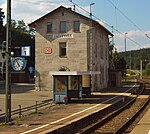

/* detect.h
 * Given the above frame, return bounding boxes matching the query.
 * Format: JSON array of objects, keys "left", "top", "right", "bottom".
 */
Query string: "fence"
[{"left": 0, "top": 99, "right": 53, "bottom": 122}]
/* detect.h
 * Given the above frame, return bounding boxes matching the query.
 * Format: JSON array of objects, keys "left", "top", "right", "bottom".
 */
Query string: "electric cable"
[
  {"left": 106, "top": 0, "right": 149, "bottom": 40},
  {"left": 67, "top": 0, "right": 145, "bottom": 49}
]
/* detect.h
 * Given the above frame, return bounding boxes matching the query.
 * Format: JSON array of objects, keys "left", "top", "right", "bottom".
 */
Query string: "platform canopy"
[{"left": 49, "top": 71, "right": 101, "bottom": 76}]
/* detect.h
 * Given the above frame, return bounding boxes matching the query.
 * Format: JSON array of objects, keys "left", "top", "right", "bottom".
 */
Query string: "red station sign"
[{"left": 43, "top": 47, "right": 52, "bottom": 54}]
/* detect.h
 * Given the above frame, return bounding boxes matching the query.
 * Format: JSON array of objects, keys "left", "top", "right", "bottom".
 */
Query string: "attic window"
[
  {"left": 62, "top": 12, "right": 64, "bottom": 16},
  {"left": 74, "top": 21, "right": 80, "bottom": 32},
  {"left": 60, "top": 21, "right": 66, "bottom": 33}
]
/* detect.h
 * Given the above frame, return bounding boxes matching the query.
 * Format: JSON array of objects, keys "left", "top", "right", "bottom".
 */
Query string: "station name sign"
[{"left": 47, "top": 34, "right": 73, "bottom": 39}]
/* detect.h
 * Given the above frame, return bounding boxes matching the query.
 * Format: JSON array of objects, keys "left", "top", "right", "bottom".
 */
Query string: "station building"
[{"left": 29, "top": 6, "right": 113, "bottom": 92}]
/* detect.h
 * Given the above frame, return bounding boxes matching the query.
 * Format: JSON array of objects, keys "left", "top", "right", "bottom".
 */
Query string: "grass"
[
  {"left": 29, "top": 111, "right": 43, "bottom": 115},
  {"left": 0, "top": 123, "right": 8, "bottom": 127}
]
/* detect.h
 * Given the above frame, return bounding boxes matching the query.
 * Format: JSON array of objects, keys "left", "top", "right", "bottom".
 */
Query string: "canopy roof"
[{"left": 49, "top": 71, "right": 101, "bottom": 76}]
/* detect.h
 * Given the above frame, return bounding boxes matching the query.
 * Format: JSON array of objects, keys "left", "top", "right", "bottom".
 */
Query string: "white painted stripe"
[
  {"left": 21, "top": 84, "right": 136, "bottom": 134},
  {"left": 21, "top": 124, "right": 49, "bottom": 134},
  {"left": 50, "top": 97, "right": 113, "bottom": 125}
]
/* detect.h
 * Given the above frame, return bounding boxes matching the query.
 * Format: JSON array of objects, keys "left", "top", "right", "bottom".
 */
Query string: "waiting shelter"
[{"left": 49, "top": 71, "right": 100, "bottom": 103}]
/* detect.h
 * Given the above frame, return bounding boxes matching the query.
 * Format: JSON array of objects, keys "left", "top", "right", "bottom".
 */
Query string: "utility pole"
[
  {"left": 130, "top": 51, "right": 132, "bottom": 69},
  {"left": 89, "top": 3, "right": 95, "bottom": 71},
  {"left": 140, "top": 59, "right": 143, "bottom": 80},
  {"left": 5, "top": 0, "right": 11, "bottom": 123},
  {"left": 89, "top": 3, "right": 95, "bottom": 92},
  {"left": 124, "top": 33, "right": 127, "bottom": 82},
  {"left": 124, "top": 33, "right": 127, "bottom": 53}
]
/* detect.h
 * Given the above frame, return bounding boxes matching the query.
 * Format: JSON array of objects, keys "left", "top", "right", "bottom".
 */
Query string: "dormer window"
[{"left": 74, "top": 21, "right": 80, "bottom": 32}]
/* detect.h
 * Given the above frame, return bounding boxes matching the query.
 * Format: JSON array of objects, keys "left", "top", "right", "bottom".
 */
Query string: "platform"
[
  {"left": 130, "top": 85, "right": 150, "bottom": 134},
  {"left": 130, "top": 107, "right": 150, "bottom": 134}
]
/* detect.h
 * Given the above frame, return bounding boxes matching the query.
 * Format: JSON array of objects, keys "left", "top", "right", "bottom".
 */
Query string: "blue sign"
[{"left": 28, "top": 66, "right": 34, "bottom": 74}]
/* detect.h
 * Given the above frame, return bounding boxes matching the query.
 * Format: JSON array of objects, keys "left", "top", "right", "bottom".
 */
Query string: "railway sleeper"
[{"left": 42, "top": 97, "right": 132, "bottom": 134}]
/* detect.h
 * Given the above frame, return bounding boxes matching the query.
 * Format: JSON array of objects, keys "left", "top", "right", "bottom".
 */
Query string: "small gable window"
[{"left": 47, "top": 22, "right": 52, "bottom": 33}]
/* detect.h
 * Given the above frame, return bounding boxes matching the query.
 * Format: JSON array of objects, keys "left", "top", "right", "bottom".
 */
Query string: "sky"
[{"left": 0, "top": 0, "right": 150, "bottom": 52}]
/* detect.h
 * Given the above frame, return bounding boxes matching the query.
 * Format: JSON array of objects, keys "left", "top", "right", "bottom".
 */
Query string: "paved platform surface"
[
  {"left": 130, "top": 101, "right": 150, "bottom": 134},
  {"left": 0, "top": 83, "right": 136, "bottom": 115},
  {"left": 0, "top": 83, "right": 51, "bottom": 114},
  {"left": 130, "top": 109, "right": 150, "bottom": 134}
]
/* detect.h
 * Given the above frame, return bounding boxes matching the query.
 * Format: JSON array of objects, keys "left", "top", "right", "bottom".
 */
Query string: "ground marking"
[{"left": 21, "top": 84, "right": 136, "bottom": 134}]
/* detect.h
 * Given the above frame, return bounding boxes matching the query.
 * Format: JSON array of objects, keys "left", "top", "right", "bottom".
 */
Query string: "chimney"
[{"left": 68, "top": 7, "right": 72, "bottom": 11}]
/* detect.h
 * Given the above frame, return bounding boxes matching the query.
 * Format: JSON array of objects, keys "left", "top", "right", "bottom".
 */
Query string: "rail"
[
  {"left": 77, "top": 83, "right": 146, "bottom": 134},
  {"left": 114, "top": 96, "right": 150, "bottom": 134},
  {"left": 78, "top": 95, "right": 137, "bottom": 134}
]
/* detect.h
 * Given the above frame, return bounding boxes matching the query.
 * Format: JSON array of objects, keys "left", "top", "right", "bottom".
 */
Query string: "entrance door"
[{"left": 111, "top": 74, "right": 116, "bottom": 87}]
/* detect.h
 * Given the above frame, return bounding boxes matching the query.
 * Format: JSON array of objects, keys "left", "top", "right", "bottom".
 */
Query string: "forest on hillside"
[{"left": 119, "top": 48, "right": 150, "bottom": 70}]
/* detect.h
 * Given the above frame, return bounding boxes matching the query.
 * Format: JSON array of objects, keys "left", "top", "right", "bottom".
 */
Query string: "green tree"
[
  {"left": 10, "top": 20, "right": 35, "bottom": 69},
  {"left": 109, "top": 42, "right": 115, "bottom": 69},
  {"left": 11, "top": 19, "right": 35, "bottom": 46},
  {"left": 0, "top": 8, "right": 4, "bottom": 26},
  {"left": 144, "top": 62, "right": 150, "bottom": 76},
  {"left": 119, "top": 48, "right": 150, "bottom": 70},
  {"left": 138, "top": 50, "right": 149, "bottom": 69},
  {"left": 109, "top": 47, "right": 126, "bottom": 76}
]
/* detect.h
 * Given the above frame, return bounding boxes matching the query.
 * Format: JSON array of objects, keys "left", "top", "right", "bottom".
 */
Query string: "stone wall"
[{"left": 34, "top": 8, "right": 110, "bottom": 91}]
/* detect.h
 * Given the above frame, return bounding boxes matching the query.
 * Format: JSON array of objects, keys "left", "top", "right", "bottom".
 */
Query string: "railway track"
[
  {"left": 76, "top": 85, "right": 149, "bottom": 134},
  {"left": 0, "top": 83, "right": 146, "bottom": 134},
  {"left": 114, "top": 96, "right": 150, "bottom": 134},
  {"left": 36, "top": 84, "right": 143, "bottom": 134}
]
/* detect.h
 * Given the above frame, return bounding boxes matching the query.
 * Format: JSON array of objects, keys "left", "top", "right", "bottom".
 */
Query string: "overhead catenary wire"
[
  {"left": 106, "top": 0, "right": 142, "bottom": 31},
  {"left": 145, "top": 34, "right": 150, "bottom": 40},
  {"left": 106, "top": 0, "right": 149, "bottom": 40},
  {"left": 67, "top": 0, "right": 145, "bottom": 49},
  {"left": 115, "top": 6, "right": 118, "bottom": 30},
  {"left": 12, "top": 0, "right": 147, "bottom": 49},
  {"left": 93, "top": 14, "right": 144, "bottom": 48}
]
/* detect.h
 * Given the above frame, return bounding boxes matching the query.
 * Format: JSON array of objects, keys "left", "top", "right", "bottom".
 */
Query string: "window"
[
  {"left": 74, "top": 21, "right": 80, "bottom": 32},
  {"left": 59, "top": 42, "right": 67, "bottom": 57},
  {"left": 55, "top": 76, "right": 67, "bottom": 92},
  {"left": 60, "top": 21, "right": 66, "bottom": 33},
  {"left": 47, "top": 22, "right": 52, "bottom": 33}
]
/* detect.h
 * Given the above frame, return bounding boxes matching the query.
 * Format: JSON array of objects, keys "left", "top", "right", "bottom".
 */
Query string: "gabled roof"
[{"left": 29, "top": 6, "right": 113, "bottom": 36}]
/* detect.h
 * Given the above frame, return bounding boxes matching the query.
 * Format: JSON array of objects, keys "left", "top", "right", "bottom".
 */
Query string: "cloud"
[
  {"left": 1, "top": 0, "right": 71, "bottom": 24},
  {"left": 114, "top": 30, "right": 150, "bottom": 52},
  {"left": 1, "top": 0, "right": 150, "bottom": 52}
]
